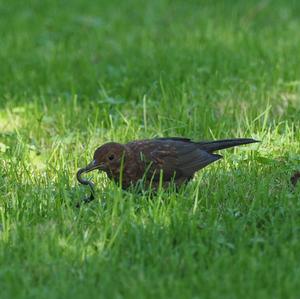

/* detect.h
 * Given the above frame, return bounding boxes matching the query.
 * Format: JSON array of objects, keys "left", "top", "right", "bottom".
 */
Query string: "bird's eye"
[{"left": 108, "top": 154, "right": 115, "bottom": 161}]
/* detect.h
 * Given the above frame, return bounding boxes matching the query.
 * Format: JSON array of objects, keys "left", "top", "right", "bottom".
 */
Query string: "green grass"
[{"left": 1, "top": 0, "right": 300, "bottom": 298}]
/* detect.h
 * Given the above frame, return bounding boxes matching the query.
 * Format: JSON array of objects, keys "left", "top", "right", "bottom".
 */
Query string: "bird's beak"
[
  {"left": 83, "top": 160, "right": 106, "bottom": 173},
  {"left": 76, "top": 160, "right": 106, "bottom": 185}
]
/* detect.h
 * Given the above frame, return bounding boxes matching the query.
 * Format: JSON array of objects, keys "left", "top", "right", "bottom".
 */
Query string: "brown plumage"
[{"left": 77, "top": 137, "right": 258, "bottom": 191}]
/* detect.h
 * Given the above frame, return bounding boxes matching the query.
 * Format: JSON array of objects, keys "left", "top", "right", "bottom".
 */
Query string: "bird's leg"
[{"left": 76, "top": 167, "right": 96, "bottom": 204}]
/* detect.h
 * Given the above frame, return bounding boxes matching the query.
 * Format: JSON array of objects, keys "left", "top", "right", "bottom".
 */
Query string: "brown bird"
[{"left": 77, "top": 137, "right": 258, "bottom": 192}]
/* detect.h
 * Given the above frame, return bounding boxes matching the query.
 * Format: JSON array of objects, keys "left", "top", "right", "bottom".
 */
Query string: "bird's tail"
[{"left": 198, "top": 138, "right": 259, "bottom": 153}]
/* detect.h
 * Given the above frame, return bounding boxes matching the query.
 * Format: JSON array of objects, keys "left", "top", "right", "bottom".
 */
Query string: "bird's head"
[{"left": 82, "top": 142, "right": 126, "bottom": 174}]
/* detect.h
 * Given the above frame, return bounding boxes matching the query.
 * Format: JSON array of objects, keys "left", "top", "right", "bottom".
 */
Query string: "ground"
[{"left": 0, "top": 0, "right": 300, "bottom": 298}]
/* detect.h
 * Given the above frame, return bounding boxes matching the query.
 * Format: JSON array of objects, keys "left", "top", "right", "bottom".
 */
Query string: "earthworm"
[{"left": 76, "top": 167, "right": 95, "bottom": 204}]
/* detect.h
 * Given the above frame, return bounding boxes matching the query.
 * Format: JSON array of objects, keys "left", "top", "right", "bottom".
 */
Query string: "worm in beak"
[{"left": 76, "top": 160, "right": 104, "bottom": 205}]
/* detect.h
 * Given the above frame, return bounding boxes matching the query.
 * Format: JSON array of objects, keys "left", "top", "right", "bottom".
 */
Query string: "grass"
[{"left": 1, "top": 0, "right": 300, "bottom": 298}]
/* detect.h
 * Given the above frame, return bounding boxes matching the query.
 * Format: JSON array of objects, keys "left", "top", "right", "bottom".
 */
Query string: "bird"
[{"left": 77, "top": 137, "right": 258, "bottom": 190}]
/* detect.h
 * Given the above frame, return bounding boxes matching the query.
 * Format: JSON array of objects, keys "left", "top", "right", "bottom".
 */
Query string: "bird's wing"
[
  {"left": 141, "top": 141, "right": 222, "bottom": 181},
  {"left": 173, "top": 144, "right": 222, "bottom": 177},
  {"left": 154, "top": 137, "right": 192, "bottom": 142}
]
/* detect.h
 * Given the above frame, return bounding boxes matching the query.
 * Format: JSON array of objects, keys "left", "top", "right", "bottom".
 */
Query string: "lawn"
[{"left": 1, "top": 0, "right": 300, "bottom": 298}]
